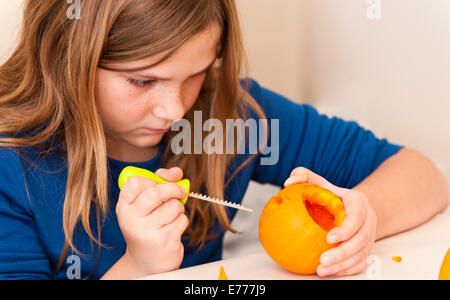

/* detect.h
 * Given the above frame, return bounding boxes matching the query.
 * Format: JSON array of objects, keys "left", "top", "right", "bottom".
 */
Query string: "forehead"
[{"left": 106, "top": 23, "right": 221, "bottom": 77}]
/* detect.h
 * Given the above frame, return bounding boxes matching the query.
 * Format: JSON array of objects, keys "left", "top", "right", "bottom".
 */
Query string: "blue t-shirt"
[{"left": 0, "top": 79, "right": 403, "bottom": 279}]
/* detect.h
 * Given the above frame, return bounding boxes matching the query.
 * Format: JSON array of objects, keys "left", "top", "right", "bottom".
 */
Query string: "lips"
[{"left": 141, "top": 127, "right": 171, "bottom": 134}]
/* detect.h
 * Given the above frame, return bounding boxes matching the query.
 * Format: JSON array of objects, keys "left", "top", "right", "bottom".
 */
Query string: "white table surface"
[{"left": 141, "top": 213, "right": 450, "bottom": 280}]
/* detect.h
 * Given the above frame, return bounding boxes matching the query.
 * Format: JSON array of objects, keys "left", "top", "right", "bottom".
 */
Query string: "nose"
[{"left": 152, "top": 88, "right": 186, "bottom": 122}]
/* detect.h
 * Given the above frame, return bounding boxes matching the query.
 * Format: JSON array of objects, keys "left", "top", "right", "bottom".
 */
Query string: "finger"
[
  {"left": 155, "top": 167, "right": 184, "bottom": 182},
  {"left": 317, "top": 246, "right": 370, "bottom": 277},
  {"left": 146, "top": 198, "right": 186, "bottom": 228},
  {"left": 327, "top": 192, "right": 368, "bottom": 243},
  {"left": 284, "top": 167, "right": 347, "bottom": 198},
  {"left": 119, "top": 176, "right": 158, "bottom": 206},
  {"left": 320, "top": 217, "right": 373, "bottom": 267},
  {"left": 160, "top": 212, "right": 190, "bottom": 238},
  {"left": 132, "top": 182, "right": 187, "bottom": 217},
  {"left": 333, "top": 259, "right": 368, "bottom": 277}
]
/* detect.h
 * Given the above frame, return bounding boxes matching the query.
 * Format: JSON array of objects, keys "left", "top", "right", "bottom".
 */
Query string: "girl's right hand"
[{"left": 115, "top": 167, "right": 189, "bottom": 276}]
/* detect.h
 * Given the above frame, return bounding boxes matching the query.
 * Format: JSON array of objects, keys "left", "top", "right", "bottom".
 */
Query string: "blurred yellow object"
[
  {"left": 218, "top": 265, "right": 228, "bottom": 280},
  {"left": 392, "top": 256, "right": 402, "bottom": 262},
  {"left": 118, "top": 166, "right": 190, "bottom": 204},
  {"left": 438, "top": 248, "right": 450, "bottom": 280}
]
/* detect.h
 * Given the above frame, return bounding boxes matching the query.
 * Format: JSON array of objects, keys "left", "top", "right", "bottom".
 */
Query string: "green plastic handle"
[{"left": 118, "top": 166, "right": 190, "bottom": 205}]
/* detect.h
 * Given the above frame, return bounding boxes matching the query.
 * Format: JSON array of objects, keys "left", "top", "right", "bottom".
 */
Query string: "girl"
[{"left": 0, "top": 0, "right": 448, "bottom": 280}]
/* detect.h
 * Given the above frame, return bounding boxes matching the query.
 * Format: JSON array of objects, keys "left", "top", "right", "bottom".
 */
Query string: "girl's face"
[{"left": 95, "top": 24, "right": 221, "bottom": 162}]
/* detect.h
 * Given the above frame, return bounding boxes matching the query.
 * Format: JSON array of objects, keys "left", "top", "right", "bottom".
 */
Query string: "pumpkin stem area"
[{"left": 304, "top": 200, "right": 336, "bottom": 232}]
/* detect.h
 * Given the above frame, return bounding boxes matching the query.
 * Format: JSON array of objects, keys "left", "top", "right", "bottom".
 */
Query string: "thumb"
[
  {"left": 284, "top": 167, "right": 347, "bottom": 198},
  {"left": 155, "top": 167, "right": 184, "bottom": 182}
]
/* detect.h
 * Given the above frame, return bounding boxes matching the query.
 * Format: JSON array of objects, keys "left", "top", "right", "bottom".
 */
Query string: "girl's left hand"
[{"left": 284, "top": 167, "right": 378, "bottom": 277}]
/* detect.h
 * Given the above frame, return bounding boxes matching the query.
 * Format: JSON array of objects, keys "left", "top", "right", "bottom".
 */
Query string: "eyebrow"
[{"left": 129, "top": 58, "right": 216, "bottom": 80}]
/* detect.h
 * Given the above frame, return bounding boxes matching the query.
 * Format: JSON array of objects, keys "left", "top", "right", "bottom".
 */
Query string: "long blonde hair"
[{"left": 0, "top": 0, "right": 266, "bottom": 271}]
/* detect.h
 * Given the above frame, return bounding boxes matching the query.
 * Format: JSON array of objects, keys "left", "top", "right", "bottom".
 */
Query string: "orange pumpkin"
[
  {"left": 392, "top": 256, "right": 402, "bottom": 263},
  {"left": 218, "top": 266, "right": 228, "bottom": 280},
  {"left": 438, "top": 248, "right": 450, "bottom": 280},
  {"left": 259, "top": 183, "right": 345, "bottom": 275}
]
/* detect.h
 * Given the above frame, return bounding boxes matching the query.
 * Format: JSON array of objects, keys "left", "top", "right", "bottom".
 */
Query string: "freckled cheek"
[{"left": 96, "top": 80, "right": 149, "bottom": 130}]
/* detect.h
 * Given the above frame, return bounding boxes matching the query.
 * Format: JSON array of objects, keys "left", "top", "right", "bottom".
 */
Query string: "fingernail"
[
  {"left": 327, "top": 233, "right": 339, "bottom": 244},
  {"left": 284, "top": 175, "right": 307, "bottom": 186},
  {"left": 284, "top": 178, "right": 293, "bottom": 186},
  {"left": 317, "top": 265, "right": 330, "bottom": 276},
  {"left": 321, "top": 255, "right": 334, "bottom": 266}
]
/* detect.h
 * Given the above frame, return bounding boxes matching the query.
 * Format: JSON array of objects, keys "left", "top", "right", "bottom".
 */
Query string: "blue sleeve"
[
  {"left": 243, "top": 79, "right": 404, "bottom": 189},
  {"left": 0, "top": 148, "right": 52, "bottom": 280}
]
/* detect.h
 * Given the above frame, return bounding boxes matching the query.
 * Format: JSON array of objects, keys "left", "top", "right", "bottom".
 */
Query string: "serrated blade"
[{"left": 189, "top": 192, "right": 253, "bottom": 213}]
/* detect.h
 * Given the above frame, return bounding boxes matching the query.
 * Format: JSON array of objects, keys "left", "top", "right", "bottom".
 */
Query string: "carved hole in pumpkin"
[{"left": 304, "top": 199, "right": 335, "bottom": 232}]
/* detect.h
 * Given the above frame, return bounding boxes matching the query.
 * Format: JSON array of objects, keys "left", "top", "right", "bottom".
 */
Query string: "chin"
[{"left": 131, "top": 134, "right": 164, "bottom": 148}]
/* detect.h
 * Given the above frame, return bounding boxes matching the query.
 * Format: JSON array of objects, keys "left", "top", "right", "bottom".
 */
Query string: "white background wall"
[
  {"left": 302, "top": 0, "right": 450, "bottom": 184},
  {"left": 236, "top": 0, "right": 450, "bottom": 184},
  {"left": 0, "top": 0, "right": 23, "bottom": 64},
  {"left": 1, "top": 1, "right": 449, "bottom": 259}
]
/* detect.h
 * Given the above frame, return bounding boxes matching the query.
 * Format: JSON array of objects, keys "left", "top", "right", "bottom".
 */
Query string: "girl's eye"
[{"left": 127, "top": 78, "right": 156, "bottom": 88}]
